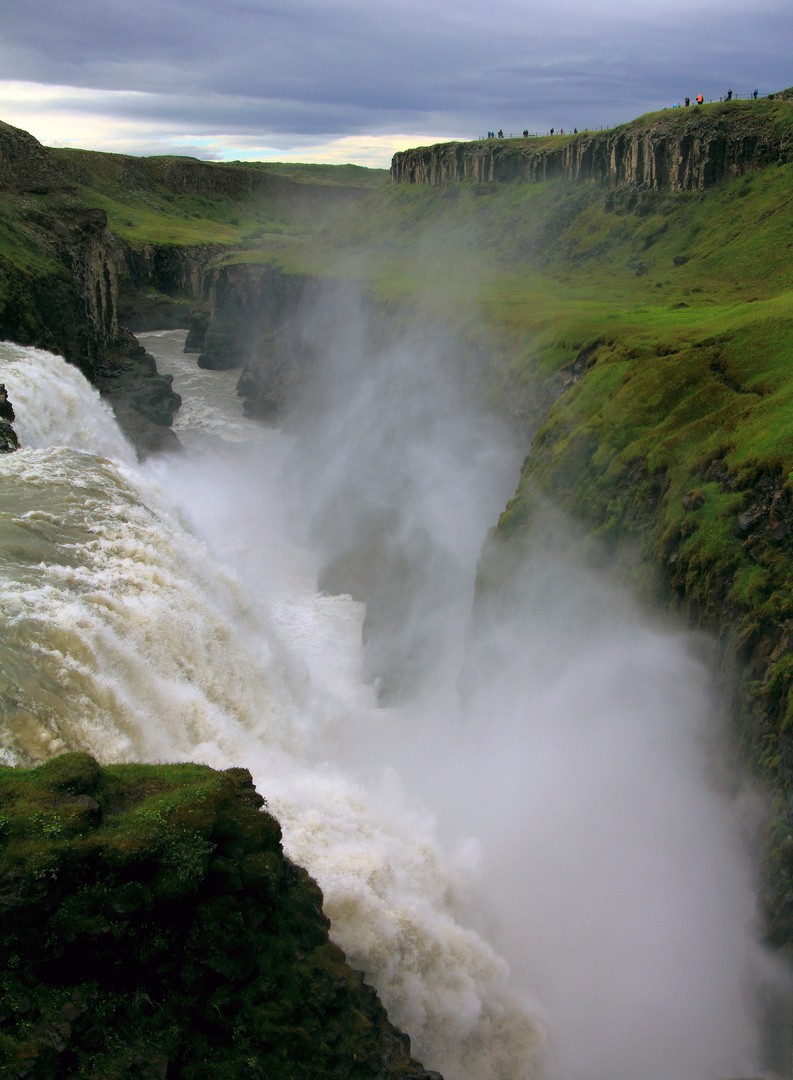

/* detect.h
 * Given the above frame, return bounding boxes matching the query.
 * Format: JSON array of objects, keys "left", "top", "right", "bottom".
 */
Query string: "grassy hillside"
[{"left": 54, "top": 149, "right": 388, "bottom": 250}]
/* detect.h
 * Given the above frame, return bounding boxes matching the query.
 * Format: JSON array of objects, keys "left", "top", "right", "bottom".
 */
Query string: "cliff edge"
[
  {"left": 0, "top": 755, "right": 440, "bottom": 1080},
  {"left": 391, "top": 94, "right": 793, "bottom": 190}
]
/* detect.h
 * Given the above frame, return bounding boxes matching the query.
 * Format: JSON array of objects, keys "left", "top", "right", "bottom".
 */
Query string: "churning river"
[{"left": 0, "top": 327, "right": 764, "bottom": 1080}]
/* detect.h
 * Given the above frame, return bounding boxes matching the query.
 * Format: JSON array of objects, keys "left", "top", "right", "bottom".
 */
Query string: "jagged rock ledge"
[
  {"left": 0, "top": 755, "right": 442, "bottom": 1080},
  {"left": 391, "top": 97, "right": 793, "bottom": 190},
  {"left": 0, "top": 383, "right": 19, "bottom": 453}
]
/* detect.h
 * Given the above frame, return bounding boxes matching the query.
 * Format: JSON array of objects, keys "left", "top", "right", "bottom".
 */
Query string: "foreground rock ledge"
[{"left": 0, "top": 755, "right": 441, "bottom": 1080}]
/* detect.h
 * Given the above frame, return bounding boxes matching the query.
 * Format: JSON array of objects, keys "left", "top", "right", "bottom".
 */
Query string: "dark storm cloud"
[{"left": 1, "top": 0, "right": 791, "bottom": 145}]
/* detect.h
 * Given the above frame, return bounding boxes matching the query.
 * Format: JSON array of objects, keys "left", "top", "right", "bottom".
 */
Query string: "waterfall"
[
  {"left": 0, "top": 341, "right": 134, "bottom": 461},
  {"left": 0, "top": 330, "right": 760, "bottom": 1080}
]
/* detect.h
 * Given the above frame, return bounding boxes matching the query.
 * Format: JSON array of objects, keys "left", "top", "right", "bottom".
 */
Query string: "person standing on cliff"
[
  {"left": 685, "top": 96, "right": 690, "bottom": 106},
  {"left": 497, "top": 129, "right": 504, "bottom": 138},
  {"left": 726, "top": 88, "right": 733, "bottom": 100},
  {"left": 696, "top": 93, "right": 704, "bottom": 104}
]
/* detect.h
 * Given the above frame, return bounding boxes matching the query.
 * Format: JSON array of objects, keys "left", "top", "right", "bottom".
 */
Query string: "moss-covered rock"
[{"left": 0, "top": 756, "right": 439, "bottom": 1080}]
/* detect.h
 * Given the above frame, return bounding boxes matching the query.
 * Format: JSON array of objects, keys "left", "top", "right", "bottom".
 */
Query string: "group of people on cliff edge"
[
  {"left": 672, "top": 88, "right": 759, "bottom": 107},
  {"left": 486, "top": 127, "right": 580, "bottom": 140}
]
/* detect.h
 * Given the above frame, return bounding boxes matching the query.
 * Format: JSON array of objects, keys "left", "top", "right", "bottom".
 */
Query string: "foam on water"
[
  {"left": 0, "top": 340, "right": 545, "bottom": 1080},
  {"left": 0, "top": 341, "right": 134, "bottom": 461}
]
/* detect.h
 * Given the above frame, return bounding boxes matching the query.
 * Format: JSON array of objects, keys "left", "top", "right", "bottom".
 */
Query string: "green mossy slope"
[
  {"left": 281, "top": 97, "right": 793, "bottom": 949},
  {"left": 0, "top": 755, "right": 433, "bottom": 1080},
  {"left": 53, "top": 147, "right": 388, "bottom": 252}
]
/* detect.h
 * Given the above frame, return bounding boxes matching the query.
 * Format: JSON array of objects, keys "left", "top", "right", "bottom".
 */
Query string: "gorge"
[{"left": 2, "top": 92, "right": 793, "bottom": 1079}]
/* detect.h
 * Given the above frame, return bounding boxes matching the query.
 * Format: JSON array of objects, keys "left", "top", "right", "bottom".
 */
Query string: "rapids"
[{"left": 0, "top": 330, "right": 762, "bottom": 1080}]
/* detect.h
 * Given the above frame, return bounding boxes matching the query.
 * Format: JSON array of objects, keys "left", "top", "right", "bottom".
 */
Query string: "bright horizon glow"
[
  {"left": 0, "top": 80, "right": 464, "bottom": 168},
  {"left": 1, "top": 0, "right": 788, "bottom": 170}
]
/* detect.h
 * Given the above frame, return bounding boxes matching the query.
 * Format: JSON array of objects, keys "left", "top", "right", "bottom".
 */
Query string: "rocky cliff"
[
  {"left": 0, "top": 118, "right": 377, "bottom": 455},
  {"left": 193, "top": 264, "right": 316, "bottom": 376},
  {"left": 391, "top": 98, "right": 793, "bottom": 190},
  {"left": 0, "top": 383, "right": 18, "bottom": 453},
  {"left": 0, "top": 122, "right": 184, "bottom": 455},
  {"left": 0, "top": 755, "right": 440, "bottom": 1080}
]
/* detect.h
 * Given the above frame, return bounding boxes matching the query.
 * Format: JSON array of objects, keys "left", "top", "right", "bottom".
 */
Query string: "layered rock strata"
[{"left": 392, "top": 102, "right": 793, "bottom": 190}]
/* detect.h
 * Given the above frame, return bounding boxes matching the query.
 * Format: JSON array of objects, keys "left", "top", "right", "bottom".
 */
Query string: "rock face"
[
  {"left": 0, "top": 120, "right": 88, "bottom": 194},
  {"left": 117, "top": 243, "right": 219, "bottom": 332},
  {"left": 0, "top": 202, "right": 120, "bottom": 382},
  {"left": 0, "top": 755, "right": 441, "bottom": 1080},
  {"left": 391, "top": 100, "right": 793, "bottom": 191},
  {"left": 0, "top": 383, "right": 19, "bottom": 453},
  {"left": 93, "top": 329, "right": 182, "bottom": 457},
  {"left": 194, "top": 264, "right": 324, "bottom": 422},
  {"left": 0, "top": 122, "right": 182, "bottom": 455}
]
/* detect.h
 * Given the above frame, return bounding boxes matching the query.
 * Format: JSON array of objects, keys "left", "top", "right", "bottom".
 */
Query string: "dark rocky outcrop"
[
  {"left": 0, "top": 383, "right": 18, "bottom": 453},
  {"left": 196, "top": 264, "right": 327, "bottom": 423},
  {"left": 183, "top": 309, "right": 211, "bottom": 353},
  {"left": 116, "top": 243, "right": 219, "bottom": 332},
  {"left": 0, "top": 755, "right": 441, "bottom": 1080},
  {"left": 392, "top": 99, "right": 793, "bottom": 191},
  {"left": 0, "top": 120, "right": 88, "bottom": 194},
  {"left": 93, "top": 329, "right": 182, "bottom": 456},
  {"left": 0, "top": 202, "right": 120, "bottom": 382}
]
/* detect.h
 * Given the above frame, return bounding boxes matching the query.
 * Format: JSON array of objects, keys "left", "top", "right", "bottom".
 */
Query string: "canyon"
[{"left": 2, "top": 90, "right": 793, "bottom": 1075}]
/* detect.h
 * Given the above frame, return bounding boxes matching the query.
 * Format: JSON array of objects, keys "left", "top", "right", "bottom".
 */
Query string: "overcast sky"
[{"left": 0, "top": 0, "right": 790, "bottom": 167}]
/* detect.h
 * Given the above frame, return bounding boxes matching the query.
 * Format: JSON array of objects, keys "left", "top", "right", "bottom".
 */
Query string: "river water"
[{"left": 0, "top": 328, "right": 763, "bottom": 1080}]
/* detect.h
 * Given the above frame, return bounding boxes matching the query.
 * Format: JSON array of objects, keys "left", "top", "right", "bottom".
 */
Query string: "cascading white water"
[
  {"left": 0, "top": 342, "right": 135, "bottom": 462},
  {"left": 0, "top": 330, "right": 761, "bottom": 1080},
  {"left": 0, "top": 336, "right": 542, "bottom": 1080}
]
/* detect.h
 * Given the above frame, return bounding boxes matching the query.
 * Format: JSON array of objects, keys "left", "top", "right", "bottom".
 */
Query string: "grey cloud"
[{"left": 1, "top": 0, "right": 791, "bottom": 146}]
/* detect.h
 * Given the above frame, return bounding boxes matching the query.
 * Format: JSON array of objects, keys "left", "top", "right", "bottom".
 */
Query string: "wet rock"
[
  {"left": 0, "top": 383, "right": 15, "bottom": 423},
  {"left": 0, "top": 385, "right": 20, "bottom": 453},
  {"left": 0, "top": 418, "right": 19, "bottom": 453},
  {"left": 183, "top": 308, "right": 209, "bottom": 353},
  {"left": 93, "top": 329, "right": 182, "bottom": 457},
  {"left": 109, "top": 403, "right": 182, "bottom": 458}
]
